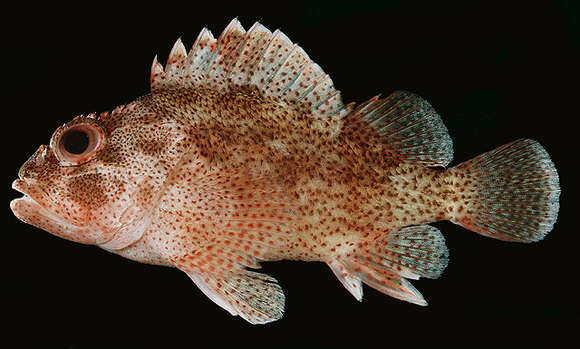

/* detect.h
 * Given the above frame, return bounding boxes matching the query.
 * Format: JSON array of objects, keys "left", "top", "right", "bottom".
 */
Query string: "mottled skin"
[
  {"left": 12, "top": 19, "right": 559, "bottom": 324},
  {"left": 98, "top": 88, "right": 451, "bottom": 265}
]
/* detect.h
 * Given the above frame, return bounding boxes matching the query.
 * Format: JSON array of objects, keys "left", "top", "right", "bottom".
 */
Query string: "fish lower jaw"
[
  {"left": 11, "top": 179, "right": 63, "bottom": 226},
  {"left": 10, "top": 195, "right": 53, "bottom": 227},
  {"left": 10, "top": 181, "right": 100, "bottom": 245}
]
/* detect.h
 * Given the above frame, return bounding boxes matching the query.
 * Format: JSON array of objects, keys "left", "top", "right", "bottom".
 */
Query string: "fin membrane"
[
  {"left": 451, "top": 138, "right": 560, "bottom": 242},
  {"left": 175, "top": 244, "right": 285, "bottom": 324},
  {"left": 328, "top": 259, "right": 363, "bottom": 301},
  {"left": 188, "top": 269, "right": 285, "bottom": 325},
  {"left": 328, "top": 224, "right": 449, "bottom": 305},
  {"left": 347, "top": 90, "right": 454, "bottom": 167},
  {"left": 151, "top": 18, "right": 344, "bottom": 119}
]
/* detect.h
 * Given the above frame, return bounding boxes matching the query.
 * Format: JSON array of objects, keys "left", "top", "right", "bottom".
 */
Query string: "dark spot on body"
[
  {"left": 99, "top": 143, "right": 127, "bottom": 164},
  {"left": 67, "top": 173, "right": 108, "bottom": 208},
  {"left": 139, "top": 139, "right": 168, "bottom": 157}
]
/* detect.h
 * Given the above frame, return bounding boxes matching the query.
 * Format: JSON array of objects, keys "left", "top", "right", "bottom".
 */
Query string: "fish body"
[{"left": 10, "top": 19, "right": 560, "bottom": 324}]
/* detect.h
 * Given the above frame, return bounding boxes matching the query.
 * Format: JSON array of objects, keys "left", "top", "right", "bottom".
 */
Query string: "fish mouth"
[
  {"left": 10, "top": 178, "right": 96, "bottom": 244},
  {"left": 10, "top": 179, "right": 40, "bottom": 218},
  {"left": 10, "top": 179, "right": 50, "bottom": 219},
  {"left": 11, "top": 178, "right": 64, "bottom": 230}
]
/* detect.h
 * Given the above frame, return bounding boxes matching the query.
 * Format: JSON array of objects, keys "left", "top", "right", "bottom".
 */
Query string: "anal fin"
[
  {"left": 327, "top": 224, "right": 449, "bottom": 306},
  {"left": 336, "top": 257, "right": 427, "bottom": 306},
  {"left": 328, "top": 259, "right": 363, "bottom": 301}
]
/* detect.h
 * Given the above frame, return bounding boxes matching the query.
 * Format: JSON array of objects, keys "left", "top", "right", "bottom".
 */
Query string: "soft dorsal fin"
[
  {"left": 345, "top": 90, "right": 454, "bottom": 167},
  {"left": 151, "top": 18, "right": 344, "bottom": 118}
]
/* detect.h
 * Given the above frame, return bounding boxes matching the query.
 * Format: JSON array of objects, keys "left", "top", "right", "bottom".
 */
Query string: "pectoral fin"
[
  {"left": 175, "top": 251, "right": 285, "bottom": 324},
  {"left": 188, "top": 270, "right": 284, "bottom": 324}
]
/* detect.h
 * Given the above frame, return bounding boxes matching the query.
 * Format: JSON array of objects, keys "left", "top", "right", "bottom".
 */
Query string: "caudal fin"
[{"left": 450, "top": 139, "right": 560, "bottom": 242}]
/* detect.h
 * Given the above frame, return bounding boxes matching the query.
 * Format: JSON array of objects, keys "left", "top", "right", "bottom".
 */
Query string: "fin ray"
[
  {"left": 185, "top": 267, "right": 285, "bottom": 324},
  {"left": 328, "top": 259, "right": 363, "bottom": 301},
  {"left": 450, "top": 139, "right": 560, "bottom": 242},
  {"left": 347, "top": 91, "right": 454, "bottom": 167},
  {"left": 150, "top": 18, "right": 344, "bottom": 119},
  {"left": 173, "top": 236, "right": 286, "bottom": 323},
  {"left": 327, "top": 224, "right": 449, "bottom": 305}
]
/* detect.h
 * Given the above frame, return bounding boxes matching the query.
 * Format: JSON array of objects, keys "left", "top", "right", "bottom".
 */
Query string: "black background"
[{"left": 3, "top": 0, "right": 578, "bottom": 346}]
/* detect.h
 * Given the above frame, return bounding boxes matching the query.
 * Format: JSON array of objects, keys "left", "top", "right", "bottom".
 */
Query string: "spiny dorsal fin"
[{"left": 151, "top": 18, "right": 344, "bottom": 118}]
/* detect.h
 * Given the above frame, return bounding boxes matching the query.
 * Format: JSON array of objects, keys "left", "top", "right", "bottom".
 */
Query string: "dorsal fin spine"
[
  {"left": 266, "top": 44, "right": 300, "bottom": 95},
  {"left": 287, "top": 64, "right": 325, "bottom": 101},
  {"left": 150, "top": 19, "right": 343, "bottom": 119},
  {"left": 167, "top": 38, "right": 187, "bottom": 70},
  {"left": 190, "top": 27, "right": 210, "bottom": 54},
  {"left": 312, "top": 76, "right": 336, "bottom": 108},
  {"left": 204, "top": 27, "right": 225, "bottom": 75},
  {"left": 193, "top": 28, "right": 216, "bottom": 73},
  {"left": 260, "top": 30, "right": 295, "bottom": 86},
  {"left": 208, "top": 19, "right": 246, "bottom": 79},
  {"left": 278, "top": 62, "right": 310, "bottom": 96},
  {"left": 317, "top": 90, "right": 343, "bottom": 116},
  {"left": 298, "top": 71, "right": 327, "bottom": 100},
  {"left": 223, "top": 31, "right": 248, "bottom": 80},
  {"left": 229, "top": 23, "right": 271, "bottom": 87}
]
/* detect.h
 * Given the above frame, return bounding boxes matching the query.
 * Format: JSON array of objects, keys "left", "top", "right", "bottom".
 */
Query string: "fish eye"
[
  {"left": 50, "top": 117, "right": 106, "bottom": 166},
  {"left": 62, "top": 130, "right": 89, "bottom": 154}
]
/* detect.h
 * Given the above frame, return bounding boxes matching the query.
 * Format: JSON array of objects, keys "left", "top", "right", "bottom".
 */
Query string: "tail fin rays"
[{"left": 450, "top": 139, "right": 560, "bottom": 242}]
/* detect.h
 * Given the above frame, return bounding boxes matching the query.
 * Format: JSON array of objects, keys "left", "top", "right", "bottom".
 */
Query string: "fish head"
[{"left": 11, "top": 105, "right": 187, "bottom": 249}]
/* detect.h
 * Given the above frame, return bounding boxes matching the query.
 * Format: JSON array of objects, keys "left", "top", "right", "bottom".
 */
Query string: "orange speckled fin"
[
  {"left": 328, "top": 259, "right": 363, "bottom": 301},
  {"left": 328, "top": 225, "right": 449, "bottom": 305},
  {"left": 345, "top": 90, "right": 453, "bottom": 167},
  {"left": 150, "top": 18, "right": 345, "bottom": 119},
  {"left": 179, "top": 257, "right": 285, "bottom": 324},
  {"left": 173, "top": 235, "right": 287, "bottom": 323},
  {"left": 170, "top": 219, "right": 290, "bottom": 324},
  {"left": 346, "top": 259, "right": 426, "bottom": 306},
  {"left": 169, "top": 192, "right": 291, "bottom": 324},
  {"left": 450, "top": 139, "right": 560, "bottom": 242}
]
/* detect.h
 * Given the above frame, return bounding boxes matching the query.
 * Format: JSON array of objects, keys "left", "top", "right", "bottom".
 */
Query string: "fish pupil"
[{"left": 63, "top": 130, "right": 89, "bottom": 154}]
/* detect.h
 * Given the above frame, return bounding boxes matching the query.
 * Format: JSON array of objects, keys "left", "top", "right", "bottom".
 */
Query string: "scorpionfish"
[{"left": 11, "top": 19, "right": 560, "bottom": 324}]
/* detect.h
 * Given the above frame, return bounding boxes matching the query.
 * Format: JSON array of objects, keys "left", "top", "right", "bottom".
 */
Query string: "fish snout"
[{"left": 17, "top": 144, "right": 48, "bottom": 180}]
